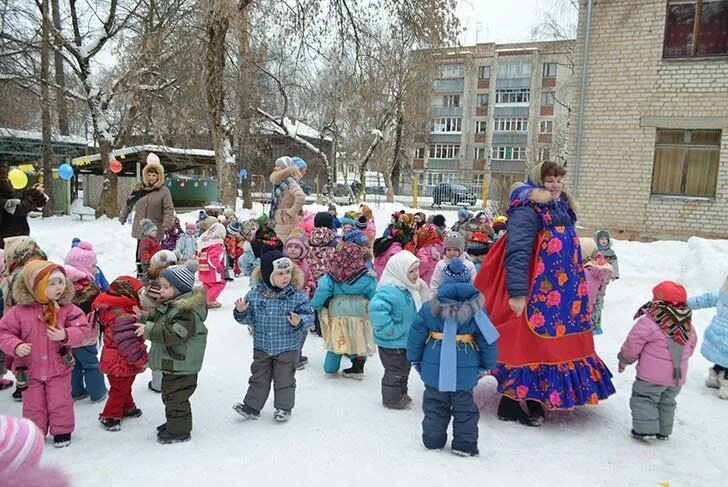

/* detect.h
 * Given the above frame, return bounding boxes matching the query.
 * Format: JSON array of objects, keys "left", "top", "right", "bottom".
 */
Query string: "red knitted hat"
[{"left": 652, "top": 281, "right": 687, "bottom": 305}]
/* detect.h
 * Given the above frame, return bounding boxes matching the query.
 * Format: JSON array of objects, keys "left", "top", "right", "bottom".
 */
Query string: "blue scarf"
[
  {"left": 268, "top": 176, "right": 296, "bottom": 225},
  {"left": 438, "top": 309, "right": 499, "bottom": 392}
]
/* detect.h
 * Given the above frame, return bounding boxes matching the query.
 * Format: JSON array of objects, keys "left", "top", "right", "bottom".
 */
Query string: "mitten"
[
  {"left": 125, "top": 345, "right": 147, "bottom": 363},
  {"left": 114, "top": 329, "right": 138, "bottom": 343}
]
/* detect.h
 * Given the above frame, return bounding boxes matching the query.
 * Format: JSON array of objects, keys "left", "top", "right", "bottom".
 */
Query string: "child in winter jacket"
[
  {"left": 0, "top": 261, "right": 92, "bottom": 447},
  {"left": 197, "top": 222, "right": 227, "bottom": 308},
  {"left": 407, "top": 259, "right": 498, "bottom": 457},
  {"left": 687, "top": 275, "right": 728, "bottom": 399},
  {"left": 579, "top": 238, "right": 613, "bottom": 335},
  {"left": 161, "top": 216, "right": 183, "bottom": 252},
  {"left": 232, "top": 251, "right": 313, "bottom": 423},
  {"left": 64, "top": 241, "right": 106, "bottom": 403},
  {"left": 594, "top": 229, "right": 620, "bottom": 279},
  {"left": 139, "top": 219, "right": 161, "bottom": 281},
  {"left": 284, "top": 231, "right": 316, "bottom": 369},
  {"left": 175, "top": 222, "right": 198, "bottom": 264},
  {"left": 451, "top": 208, "right": 471, "bottom": 234},
  {"left": 405, "top": 224, "right": 444, "bottom": 285},
  {"left": 311, "top": 231, "right": 377, "bottom": 378},
  {"left": 225, "top": 221, "right": 245, "bottom": 277},
  {"left": 136, "top": 266, "right": 208, "bottom": 444},
  {"left": 618, "top": 282, "right": 697, "bottom": 440},
  {"left": 371, "top": 251, "right": 431, "bottom": 409},
  {"left": 307, "top": 213, "right": 338, "bottom": 282},
  {"left": 238, "top": 219, "right": 260, "bottom": 277},
  {"left": 430, "top": 232, "right": 476, "bottom": 292},
  {"left": 328, "top": 204, "right": 342, "bottom": 231},
  {"left": 93, "top": 276, "right": 147, "bottom": 431}
]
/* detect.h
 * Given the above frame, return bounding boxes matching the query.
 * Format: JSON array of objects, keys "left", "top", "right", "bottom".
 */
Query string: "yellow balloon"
[{"left": 8, "top": 168, "right": 28, "bottom": 190}]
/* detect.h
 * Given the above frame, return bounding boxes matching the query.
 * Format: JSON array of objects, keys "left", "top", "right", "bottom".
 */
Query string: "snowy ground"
[{"left": 2, "top": 203, "right": 727, "bottom": 487}]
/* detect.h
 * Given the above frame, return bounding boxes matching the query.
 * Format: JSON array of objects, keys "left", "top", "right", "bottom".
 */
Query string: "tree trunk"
[
  {"left": 96, "top": 140, "right": 119, "bottom": 218},
  {"left": 40, "top": 0, "right": 54, "bottom": 217},
  {"left": 205, "top": 3, "right": 237, "bottom": 208},
  {"left": 386, "top": 110, "right": 405, "bottom": 203},
  {"left": 50, "top": 0, "right": 69, "bottom": 135},
  {"left": 237, "top": 4, "right": 253, "bottom": 209}
]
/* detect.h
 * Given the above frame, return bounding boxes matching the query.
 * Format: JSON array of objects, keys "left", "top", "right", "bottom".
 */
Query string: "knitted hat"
[
  {"left": 3, "top": 236, "right": 46, "bottom": 276},
  {"left": 314, "top": 212, "right": 333, "bottom": 229},
  {"left": 284, "top": 235, "right": 308, "bottom": 258},
  {"left": 441, "top": 258, "right": 471, "bottom": 284},
  {"left": 22, "top": 260, "right": 66, "bottom": 304},
  {"left": 291, "top": 156, "right": 307, "bottom": 170},
  {"left": 457, "top": 208, "right": 470, "bottom": 220},
  {"left": 64, "top": 241, "right": 97, "bottom": 276},
  {"left": 652, "top": 281, "right": 687, "bottom": 305},
  {"left": 150, "top": 249, "right": 177, "bottom": 269},
  {"left": 0, "top": 415, "right": 45, "bottom": 473},
  {"left": 228, "top": 221, "right": 242, "bottom": 235},
  {"left": 343, "top": 229, "right": 369, "bottom": 247},
  {"left": 443, "top": 232, "right": 465, "bottom": 251},
  {"left": 197, "top": 210, "right": 208, "bottom": 222},
  {"left": 356, "top": 215, "right": 368, "bottom": 229},
  {"left": 493, "top": 220, "right": 506, "bottom": 234},
  {"left": 140, "top": 219, "right": 157, "bottom": 237},
  {"left": 340, "top": 217, "right": 357, "bottom": 230},
  {"left": 260, "top": 250, "right": 292, "bottom": 289},
  {"left": 185, "top": 222, "right": 196, "bottom": 232},
  {"left": 275, "top": 156, "right": 294, "bottom": 169},
  {"left": 71, "top": 237, "right": 81, "bottom": 248},
  {"left": 431, "top": 214, "right": 446, "bottom": 229},
  {"left": 160, "top": 265, "right": 195, "bottom": 295}
]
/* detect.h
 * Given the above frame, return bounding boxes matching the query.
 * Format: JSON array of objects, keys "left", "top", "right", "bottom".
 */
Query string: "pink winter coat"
[
  {"left": 197, "top": 242, "right": 226, "bottom": 285},
  {"left": 584, "top": 263, "right": 612, "bottom": 311},
  {"left": 0, "top": 303, "right": 91, "bottom": 382},
  {"left": 618, "top": 315, "right": 697, "bottom": 387},
  {"left": 416, "top": 242, "right": 444, "bottom": 285},
  {"left": 291, "top": 257, "right": 316, "bottom": 298},
  {"left": 374, "top": 242, "right": 403, "bottom": 279}
]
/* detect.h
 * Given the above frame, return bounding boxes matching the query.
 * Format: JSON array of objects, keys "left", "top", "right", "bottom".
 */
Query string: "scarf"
[
  {"left": 377, "top": 251, "right": 426, "bottom": 312},
  {"left": 269, "top": 176, "right": 297, "bottom": 225},
  {"left": 198, "top": 223, "right": 226, "bottom": 251},
  {"left": 328, "top": 243, "right": 368, "bottom": 284},
  {"left": 634, "top": 301, "right": 692, "bottom": 346},
  {"left": 124, "top": 184, "right": 159, "bottom": 215},
  {"left": 406, "top": 224, "right": 442, "bottom": 254}
]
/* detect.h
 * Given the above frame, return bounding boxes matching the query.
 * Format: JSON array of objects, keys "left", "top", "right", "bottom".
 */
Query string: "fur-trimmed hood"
[
  {"left": 430, "top": 283, "right": 483, "bottom": 324},
  {"left": 169, "top": 286, "right": 207, "bottom": 312},
  {"left": 510, "top": 182, "right": 580, "bottom": 213},
  {"left": 270, "top": 165, "right": 302, "bottom": 185},
  {"left": 11, "top": 271, "right": 75, "bottom": 306},
  {"left": 142, "top": 162, "right": 165, "bottom": 189},
  {"left": 250, "top": 263, "right": 305, "bottom": 291}
]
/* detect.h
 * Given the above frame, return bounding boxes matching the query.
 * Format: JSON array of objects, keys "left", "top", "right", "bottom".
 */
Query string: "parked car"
[
  {"left": 332, "top": 183, "right": 356, "bottom": 205},
  {"left": 365, "top": 185, "right": 387, "bottom": 195},
  {"left": 431, "top": 183, "right": 477, "bottom": 207}
]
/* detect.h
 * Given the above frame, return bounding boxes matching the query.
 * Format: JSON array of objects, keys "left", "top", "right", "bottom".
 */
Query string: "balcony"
[
  {"left": 433, "top": 79, "right": 465, "bottom": 91},
  {"left": 542, "top": 77, "right": 556, "bottom": 88},
  {"left": 494, "top": 106, "right": 530, "bottom": 117},
  {"left": 494, "top": 77, "right": 531, "bottom": 89},
  {"left": 490, "top": 160, "right": 527, "bottom": 173},
  {"left": 431, "top": 106, "right": 464, "bottom": 118},
  {"left": 540, "top": 106, "right": 554, "bottom": 116},
  {"left": 429, "top": 133, "right": 462, "bottom": 144},
  {"left": 538, "top": 133, "right": 553, "bottom": 144},
  {"left": 474, "top": 133, "right": 487, "bottom": 143},
  {"left": 492, "top": 132, "right": 528, "bottom": 145},
  {"left": 427, "top": 159, "right": 461, "bottom": 170},
  {"left": 475, "top": 107, "right": 488, "bottom": 116},
  {"left": 477, "top": 79, "right": 490, "bottom": 89}
]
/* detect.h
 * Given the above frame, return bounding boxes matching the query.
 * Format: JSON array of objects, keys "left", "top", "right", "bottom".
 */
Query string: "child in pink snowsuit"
[
  {"left": 197, "top": 222, "right": 227, "bottom": 308},
  {"left": 0, "top": 261, "right": 91, "bottom": 448},
  {"left": 580, "top": 238, "right": 613, "bottom": 335}
]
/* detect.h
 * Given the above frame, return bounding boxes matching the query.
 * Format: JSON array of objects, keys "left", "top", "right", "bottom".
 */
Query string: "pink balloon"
[
  {"left": 146, "top": 152, "right": 160, "bottom": 165},
  {"left": 109, "top": 159, "right": 122, "bottom": 174}
]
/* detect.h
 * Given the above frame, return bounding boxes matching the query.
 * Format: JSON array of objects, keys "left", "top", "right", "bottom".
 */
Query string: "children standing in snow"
[
  {"left": 430, "top": 232, "right": 476, "bottom": 292},
  {"left": 687, "top": 276, "right": 728, "bottom": 399},
  {"left": 594, "top": 230, "right": 620, "bottom": 279},
  {"left": 175, "top": 222, "right": 198, "bottom": 264},
  {"left": 138, "top": 219, "right": 161, "bottom": 281},
  {"left": 225, "top": 221, "right": 245, "bottom": 277},
  {"left": 370, "top": 251, "right": 430, "bottom": 409},
  {"left": 405, "top": 223, "right": 444, "bottom": 285},
  {"left": 407, "top": 259, "right": 498, "bottom": 457},
  {"left": 93, "top": 276, "right": 147, "bottom": 431},
  {"left": 579, "top": 238, "right": 614, "bottom": 335},
  {"left": 197, "top": 222, "right": 227, "bottom": 309},
  {"left": 618, "top": 282, "right": 696, "bottom": 441},
  {"left": 232, "top": 251, "right": 313, "bottom": 423},
  {"left": 307, "top": 213, "right": 338, "bottom": 283},
  {"left": 451, "top": 208, "right": 471, "bottom": 234},
  {"left": 0, "top": 261, "right": 92, "bottom": 447},
  {"left": 136, "top": 265, "right": 208, "bottom": 444},
  {"left": 238, "top": 219, "right": 260, "bottom": 277},
  {"left": 310, "top": 230, "right": 377, "bottom": 378},
  {"left": 284, "top": 231, "right": 316, "bottom": 369},
  {"left": 161, "top": 216, "right": 183, "bottom": 252}
]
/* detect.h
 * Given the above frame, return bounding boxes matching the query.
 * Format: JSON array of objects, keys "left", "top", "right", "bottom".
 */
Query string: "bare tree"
[{"left": 39, "top": 0, "right": 53, "bottom": 216}]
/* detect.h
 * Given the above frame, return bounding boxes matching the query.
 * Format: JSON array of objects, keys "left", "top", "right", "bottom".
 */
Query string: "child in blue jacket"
[
  {"left": 370, "top": 251, "right": 431, "bottom": 409},
  {"left": 232, "top": 250, "right": 313, "bottom": 423},
  {"left": 407, "top": 259, "right": 498, "bottom": 457}
]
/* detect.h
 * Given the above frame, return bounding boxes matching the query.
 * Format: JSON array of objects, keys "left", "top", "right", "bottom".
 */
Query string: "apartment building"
[
  {"left": 570, "top": 0, "right": 728, "bottom": 239},
  {"left": 411, "top": 40, "right": 575, "bottom": 198}
]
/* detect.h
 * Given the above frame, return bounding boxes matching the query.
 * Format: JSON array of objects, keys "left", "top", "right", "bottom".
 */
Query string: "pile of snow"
[{"left": 1, "top": 203, "right": 726, "bottom": 486}]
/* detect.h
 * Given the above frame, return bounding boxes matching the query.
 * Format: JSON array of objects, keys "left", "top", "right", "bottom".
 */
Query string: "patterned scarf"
[
  {"left": 634, "top": 301, "right": 692, "bottom": 346},
  {"left": 108, "top": 276, "right": 144, "bottom": 303},
  {"left": 269, "top": 175, "right": 297, "bottom": 225},
  {"left": 328, "top": 243, "right": 368, "bottom": 284},
  {"left": 405, "top": 224, "right": 441, "bottom": 254}
]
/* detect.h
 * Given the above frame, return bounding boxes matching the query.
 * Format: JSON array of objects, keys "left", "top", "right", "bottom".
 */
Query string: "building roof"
[
  {"left": 0, "top": 127, "right": 91, "bottom": 165},
  {"left": 71, "top": 144, "right": 217, "bottom": 176},
  {"left": 258, "top": 117, "right": 332, "bottom": 141}
]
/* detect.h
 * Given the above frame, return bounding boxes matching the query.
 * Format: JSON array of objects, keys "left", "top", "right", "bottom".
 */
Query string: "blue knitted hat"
[{"left": 441, "top": 258, "right": 471, "bottom": 284}]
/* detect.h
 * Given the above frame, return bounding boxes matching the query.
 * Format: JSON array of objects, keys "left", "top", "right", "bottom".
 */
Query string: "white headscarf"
[
  {"left": 198, "top": 222, "right": 227, "bottom": 250},
  {"left": 378, "top": 250, "right": 430, "bottom": 311}
]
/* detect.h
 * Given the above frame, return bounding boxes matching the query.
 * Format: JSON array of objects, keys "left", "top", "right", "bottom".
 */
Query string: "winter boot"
[
  {"left": 342, "top": 357, "right": 365, "bottom": 380},
  {"left": 157, "top": 429, "right": 191, "bottom": 444},
  {"left": 123, "top": 408, "right": 143, "bottom": 418},
  {"left": 53, "top": 433, "right": 72, "bottom": 448},
  {"left": 497, "top": 396, "right": 541, "bottom": 427},
  {"left": 525, "top": 400, "right": 546, "bottom": 426},
  {"left": 273, "top": 409, "right": 291, "bottom": 423},
  {"left": 0, "top": 378, "right": 13, "bottom": 390},
  {"left": 718, "top": 370, "right": 728, "bottom": 400},
  {"left": 99, "top": 418, "right": 121, "bottom": 432},
  {"left": 384, "top": 396, "right": 411, "bottom": 410},
  {"left": 706, "top": 367, "right": 720, "bottom": 389},
  {"left": 233, "top": 402, "right": 260, "bottom": 420},
  {"left": 452, "top": 448, "right": 480, "bottom": 457},
  {"left": 631, "top": 429, "right": 656, "bottom": 441}
]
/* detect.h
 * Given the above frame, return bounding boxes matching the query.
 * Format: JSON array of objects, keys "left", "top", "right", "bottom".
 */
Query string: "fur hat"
[
  {"left": 0, "top": 414, "right": 45, "bottom": 473},
  {"left": 22, "top": 261, "right": 66, "bottom": 304},
  {"left": 343, "top": 229, "right": 369, "bottom": 247},
  {"left": 160, "top": 265, "right": 195, "bottom": 295},
  {"left": 64, "top": 241, "right": 97, "bottom": 277},
  {"left": 260, "top": 250, "right": 292, "bottom": 289},
  {"left": 314, "top": 212, "right": 333, "bottom": 229},
  {"left": 441, "top": 258, "right": 471, "bottom": 284},
  {"left": 359, "top": 204, "right": 373, "bottom": 222},
  {"left": 652, "top": 281, "right": 687, "bottom": 305},
  {"left": 443, "top": 232, "right": 465, "bottom": 251},
  {"left": 140, "top": 219, "right": 157, "bottom": 237}
]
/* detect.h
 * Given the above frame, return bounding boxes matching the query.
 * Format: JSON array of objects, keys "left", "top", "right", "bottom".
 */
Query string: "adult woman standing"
[
  {"left": 119, "top": 155, "right": 174, "bottom": 277},
  {"left": 269, "top": 156, "right": 305, "bottom": 243},
  {"left": 0, "top": 165, "right": 48, "bottom": 248},
  {"left": 475, "top": 161, "right": 615, "bottom": 426}
]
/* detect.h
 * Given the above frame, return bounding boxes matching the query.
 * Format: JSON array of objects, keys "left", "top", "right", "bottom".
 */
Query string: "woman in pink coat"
[
  {"left": 197, "top": 222, "right": 227, "bottom": 308},
  {"left": 0, "top": 261, "right": 92, "bottom": 448},
  {"left": 618, "top": 281, "right": 697, "bottom": 440}
]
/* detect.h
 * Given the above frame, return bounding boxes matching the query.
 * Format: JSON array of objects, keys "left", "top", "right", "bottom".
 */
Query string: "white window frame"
[
  {"left": 476, "top": 94, "right": 489, "bottom": 107},
  {"left": 431, "top": 117, "right": 462, "bottom": 133},
  {"left": 439, "top": 63, "right": 464, "bottom": 78},
  {"left": 428, "top": 144, "right": 461, "bottom": 159},
  {"left": 475, "top": 121, "right": 487, "bottom": 134},
  {"left": 491, "top": 146, "right": 526, "bottom": 161},
  {"left": 474, "top": 147, "right": 487, "bottom": 160},
  {"left": 473, "top": 174, "right": 485, "bottom": 185},
  {"left": 443, "top": 95, "right": 460, "bottom": 107},
  {"left": 414, "top": 147, "right": 425, "bottom": 159},
  {"left": 494, "top": 117, "right": 529, "bottom": 132},
  {"left": 478, "top": 65, "right": 491, "bottom": 80},
  {"left": 539, "top": 120, "right": 553, "bottom": 134},
  {"left": 495, "top": 88, "right": 530, "bottom": 105},
  {"left": 542, "top": 62, "right": 557, "bottom": 77},
  {"left": 541, "top": 91, "right": 555, "bottom": 106},
  {"left": 538, "top": 147, "right": 551, "bottom": 162}
]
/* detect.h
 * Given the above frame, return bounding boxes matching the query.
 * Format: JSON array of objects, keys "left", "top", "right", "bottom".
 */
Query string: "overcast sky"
[{"left": 456, "top": 0, "right": 578, "bottom": 45}]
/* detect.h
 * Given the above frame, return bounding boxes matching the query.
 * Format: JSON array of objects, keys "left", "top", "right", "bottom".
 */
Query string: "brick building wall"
[{"left": 569, "top": 0, "right": 728, "bottom": 240}]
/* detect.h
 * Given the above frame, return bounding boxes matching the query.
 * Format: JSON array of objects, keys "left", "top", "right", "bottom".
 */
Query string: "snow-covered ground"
[{"left": 2, "top": 203, "right": 727, "bottom": 487}]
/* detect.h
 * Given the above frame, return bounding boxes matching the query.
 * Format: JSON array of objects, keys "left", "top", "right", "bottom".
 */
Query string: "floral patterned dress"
[{"left": 476, "top": 194, "right": 616, "bottom": 410}]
